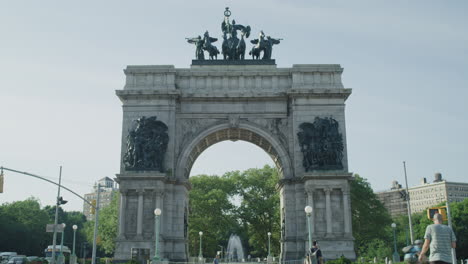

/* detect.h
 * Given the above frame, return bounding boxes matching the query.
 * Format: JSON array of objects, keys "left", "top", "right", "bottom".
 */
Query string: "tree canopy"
[
  {"left": 188, "top": 165, "right": 280, "bottom": 259},
  {"left": 350, "top": 174, "right": 393, "bottom": 258},
  {"left": 83, "top": 192, "right": 119, "bottom": 256},
  {"left": 0, "top": 198, "right": 87, "bottom": 257}
]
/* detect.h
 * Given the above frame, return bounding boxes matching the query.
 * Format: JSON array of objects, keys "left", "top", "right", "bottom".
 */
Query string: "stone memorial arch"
[
  {"left": 114, "top": 63, "right": 356, "bottom": 261},
  {"left": 114, "top": 7, "right": 355, "bottom": 262}
]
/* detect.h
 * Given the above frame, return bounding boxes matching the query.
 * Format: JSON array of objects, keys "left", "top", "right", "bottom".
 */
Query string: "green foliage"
[
  {"left": 0, "top": 198, "right": 50, "bottom": 255},
  {"left": 188, "top": 165, "right": 280, "bottom": 258},
  {"left": 189, "top": 173, "right": 240, "bottom": 257},
  {"left": 83, "top": 192, "right": 119, "bottom": 255},
  {"left": 450, "top": 198, "right": 468, "bottom": 258},
  {"left": 351, "top": 175, "right": 392, "bottom": 257},
  {"left": 357, "top": 239, "right": 392, "bottom": 260},
  {"left": 0, "top": 197, "right": 87, "bottom": 256},
  {"left": 233, "top": 166, "right": 280, "bottom": 257},
  {"left": 391, "top": 199, "right": 468, "bottom": 259},
  {"left": 43, "top": 205, "right": 88, "bottom": 254},
  {"left": 326, "top": 255, "right": 352, "bottom": 264}
]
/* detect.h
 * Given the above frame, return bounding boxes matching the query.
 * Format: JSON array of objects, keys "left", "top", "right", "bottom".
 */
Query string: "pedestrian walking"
[
  {"left": 309, "top": 240, "right": 323, "bottom": 264},
  {"left": 419, "top": 213, "right": 456, "bottom": 264}
]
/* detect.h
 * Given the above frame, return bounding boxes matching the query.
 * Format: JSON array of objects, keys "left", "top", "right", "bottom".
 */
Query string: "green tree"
[
  {"left": 84, "top": 192, "right": 119, "bottom": 255},
  {"left": 189, "top": 174, "right": 239, "bottom": 258},
  {"left": 351, "top": 174, "right": 392, "bottom": 257},
  {"left": 232, "top": 166, "right": 280, "bottom": 257},
  {"left": 188, "top": 165, "right": 281, "bottom": 259},
  {"left": 449, "top": 198, "right": 468, "bottom": 258},
  {"left": 43, "top": 205, "right": 88, "bottom": 254},
  {"left": 405, "top": 199, "right": 468, "bottom": 259},
  {"left": 358, "top": 239, "right": 392, "bottom": 261},
  {"left": 0, "top": 198, "right": 51, "bottom": 256}
]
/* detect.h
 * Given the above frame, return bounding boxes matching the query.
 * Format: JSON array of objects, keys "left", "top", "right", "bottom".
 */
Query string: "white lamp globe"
[
  {"left": 154, "top": 208, "right": 162, "bottom": 216},
  {"left": 391, "top": 223, "right": 396, "bottom": 228},
  {"left": 199, "top": 231, "right": 203, "bottom": 236},
  {"left": 72, "top": 225, "right": 78, "bottom": 230},
  {"left": 305, "top": 206, "right": 313, "bottom": 214}
]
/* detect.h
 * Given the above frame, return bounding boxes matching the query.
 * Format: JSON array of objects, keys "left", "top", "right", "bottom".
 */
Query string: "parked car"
[
  {"left": 7, "top": 256, "right": 28, "bottom": 264},
  {"left": 26, "top": 257, "right": 45, "bottom": 264},
  {"left": 0, "top": 253, "right": 17, "bottom": 264}
]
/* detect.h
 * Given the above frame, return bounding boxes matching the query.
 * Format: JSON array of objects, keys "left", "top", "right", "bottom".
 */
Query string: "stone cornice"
[
  {"left": 121, "top": 64, "right": 349, "bottom": 96},
  {"left": 116, "top": 90, "right": 180, "bottom": 102},
  {"left": 276, "top": 173, "right": 354, "bottom": 189},
  {"left": 115, "top": 173, "right": 191, "bottom": 189},
  {"left": 287, "top": 88, "right": 352, "bottom": 100},
  {"left": 291, "top": 64, "right": 343, "bottom": 73},
  {"left": 302, "top": 172, "right": 354, "bottom": 180},
  {"left": 124, "top": 65, "right": 176, "bottom": 74}
]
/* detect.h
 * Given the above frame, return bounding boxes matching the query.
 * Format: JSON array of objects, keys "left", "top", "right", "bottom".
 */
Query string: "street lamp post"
[
  {"left": 58, "top": 223, "right": 66, "bottom": 264},
  {"left": 304, "top": 206, "right": 313, "bottom": 250},
  {"left": 267, "top": 232, "right": 271, "bottom": 257},
  {"left": 199, "top": 231, "right": 203, "bottom": 262},
  {"left": 218, "top": 245, "right": 223, "bottom": 260},
  {"left": 82, "top": 242, "right": 87, "bottom": 264},
  {"left": 153, "top": 208, "right": 162, "bottom": 264},
  {"left": 267, "top": 232, "right": 272, "bottom": 263},
  {"left": 71, "top": 225, "right": 78, "bottom": 264},
  {"left": 391, "top": 223, "right": 399, "bottom": 263}
]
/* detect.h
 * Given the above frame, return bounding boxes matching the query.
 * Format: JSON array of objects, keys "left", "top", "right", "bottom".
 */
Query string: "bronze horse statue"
[
  {"left": 202, "top": 31, "right": 220, "bottom": 60},
  {"left": 249, "top": 45, "right": 262, "bottom": 60},
  {"left": 236, "top": 32, "right": 247, "bottom": 60},
  {"left": 249, "top": 31, "right": 282, "bottom": 60}
]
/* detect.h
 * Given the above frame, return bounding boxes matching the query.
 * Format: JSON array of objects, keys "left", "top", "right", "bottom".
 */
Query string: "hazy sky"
[{"left": 1, "top": 1, "right": 467, "bottom": 212}]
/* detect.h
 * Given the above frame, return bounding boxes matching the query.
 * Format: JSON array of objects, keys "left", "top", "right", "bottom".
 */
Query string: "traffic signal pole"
[
  {"left": 91, "top": 184, "right": 101, "bottom": 264},
  {"left": 403, "top": 161, "right": 414, "bottom": 244},
  {"left": 51, "top": 166, "right": 62, "bottom": 264},
  {"left": 0, "top": 166, "right": 100, "bottom": 264},
  {"left": 445, "top": 202, "right": 457, "bottom": 264},
  {"left": 0, "top": 166, "right": 91, "bottom": 204}
]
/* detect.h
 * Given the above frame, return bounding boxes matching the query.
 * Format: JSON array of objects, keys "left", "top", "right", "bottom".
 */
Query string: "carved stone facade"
[
  {"left": 123, "top": 116, "right": 169, "bottom": 172},
  {"left": 114, "top": 64, "right": 355, "bottom": 261},
  {"left": 298, "top": 117, "right": 344, "bottom": 171}
]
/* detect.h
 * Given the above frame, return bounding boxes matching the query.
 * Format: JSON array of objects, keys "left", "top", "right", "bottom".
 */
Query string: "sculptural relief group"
[{"left": 186, "top": 7, "right": 282, "bottom": 61}]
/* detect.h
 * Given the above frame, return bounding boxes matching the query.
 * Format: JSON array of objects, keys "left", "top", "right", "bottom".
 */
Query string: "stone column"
[
  {"left": 324, "top": 188, "right": 332, "bottom": 236},
  {"left": 305, "top": 188, "right": 315, "bottom": 234},
  {"left": 118, "top": 190, "right": 127, "bottom": 238},
  {"left": 137, "top": 190, "right": 144, "bottom": 237},
  {"left": 342, "top": 189, "right": 351, "bottom": 236}
]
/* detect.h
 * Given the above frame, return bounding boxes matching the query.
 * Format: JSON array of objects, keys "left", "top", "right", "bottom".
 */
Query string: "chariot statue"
[
  {"left": 186, "top": 7, "right": 282, "bottom": 61},
  {"left": 221, "top": 7, "right": 251, "bottom": 60}
]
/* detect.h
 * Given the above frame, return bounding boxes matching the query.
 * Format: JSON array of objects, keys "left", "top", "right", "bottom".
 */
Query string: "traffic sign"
[{"left": 46, "top": 224, "right": 64, "bottom": 233}]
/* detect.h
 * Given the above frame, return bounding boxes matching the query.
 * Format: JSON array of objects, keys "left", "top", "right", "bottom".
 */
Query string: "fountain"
[{"left": 226, "top": 234, "right": 245, "bottom": 262}]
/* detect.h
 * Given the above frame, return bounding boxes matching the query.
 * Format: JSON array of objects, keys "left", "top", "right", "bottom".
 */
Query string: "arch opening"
[
  {"left": 182, "top": 127, "right": 287, "bottom": 179},
  {"left": 190, "top": 140, "right": 275, "bottom": 177}
]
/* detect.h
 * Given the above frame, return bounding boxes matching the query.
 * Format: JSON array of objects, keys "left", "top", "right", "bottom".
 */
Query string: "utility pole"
[
  {"left": 403, "top": 161, "right": 414, "bottom": 244},
  {"left": 51, "top": 166, "right": 63, "bottom": 264},
  {"left": 91, "top": 184, "right": 101, "bottom": 264},
  {"left": 445, "top": 201, "right": 457, "bottom": 264}
]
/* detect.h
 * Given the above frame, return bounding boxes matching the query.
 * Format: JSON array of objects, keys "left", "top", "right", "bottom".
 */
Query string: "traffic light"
[
  {"left": 91, "top": 199, "right": 97, "bottom": 214},
  {"left": 57, "top": 196, "right": 68, "bottom": 205},
  {"left": 427, "top": 206, "right": 447, "bottom": 221}
]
